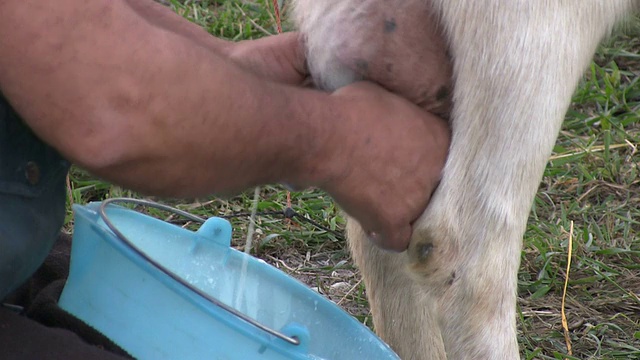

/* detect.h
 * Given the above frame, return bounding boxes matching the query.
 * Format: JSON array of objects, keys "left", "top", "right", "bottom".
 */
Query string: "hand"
[
  {"left": 321, "top": 82, "right": 450, "bottom": 252},
  {"left": 226, "top": 32, "right": 309, "bottom": 86}
]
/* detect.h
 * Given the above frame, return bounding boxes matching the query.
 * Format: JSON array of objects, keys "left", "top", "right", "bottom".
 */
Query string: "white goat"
[{"left": 291, "top": 1, "right": 640, "bottom": 359}]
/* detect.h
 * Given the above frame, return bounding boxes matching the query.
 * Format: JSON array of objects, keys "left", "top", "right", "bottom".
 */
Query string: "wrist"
[{"left": 276, "top": 89, "right": 348, "bottom": 192}]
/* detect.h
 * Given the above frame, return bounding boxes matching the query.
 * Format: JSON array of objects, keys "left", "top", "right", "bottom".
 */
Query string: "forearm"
[
  {"left": 125, "top": 0, "right": 232, "bottom": 52},
  {"left": 0, "top": 0, "right": 335, "bottom": 197}
]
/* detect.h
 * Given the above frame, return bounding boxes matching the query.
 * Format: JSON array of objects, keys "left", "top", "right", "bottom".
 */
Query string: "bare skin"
[
  {"left": 0, "top": 0, "right": 450, "bottom": 252},
  {"left": 332, "top": 0, "right": 453, "bottom": 117}
]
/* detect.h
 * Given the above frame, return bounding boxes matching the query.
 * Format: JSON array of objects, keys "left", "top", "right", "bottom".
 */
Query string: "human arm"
[
  {"left": 0, "top": 0, "right": 322, "bottom": 197},
  {"left": 0, "top": 0, "right": 449, "bottom": 251}
]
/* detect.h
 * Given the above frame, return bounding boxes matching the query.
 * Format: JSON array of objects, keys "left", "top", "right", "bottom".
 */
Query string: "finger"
[
  {"left": 365, "top": 230, "right": 384, "bottom": 248},
  {"left": 270, "top": 32, "right": 309, "bottom": 83},
  {"left": 367, "top": 224, "right": 412, "bottom": 253}
]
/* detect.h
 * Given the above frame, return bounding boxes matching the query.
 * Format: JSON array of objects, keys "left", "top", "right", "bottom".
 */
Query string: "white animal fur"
[{"left": 292, "top": 1, "right": 640, "bottom": 359}]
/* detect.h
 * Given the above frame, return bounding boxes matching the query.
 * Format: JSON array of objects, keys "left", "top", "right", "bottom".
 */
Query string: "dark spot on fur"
[
  {"left": 384, "top": 18, "right": 397, "bottom": 33},
  {"left": 385, "top": 63, "right": 394, "bottom": 73},
  {"left": 419, "top": 243, "right": 433, "bottom": 259},
  {"left": 436, "top": 86, "right": 450, "bottom": 101},
  {"left": 355, "top": 59, "right": 369, "bottom": 72},
  {"left": 447, "top": 271, "right": 456, "bottom": 286},
  {"left": 365, "top": 136, "right": 371, "bottom": 145}
]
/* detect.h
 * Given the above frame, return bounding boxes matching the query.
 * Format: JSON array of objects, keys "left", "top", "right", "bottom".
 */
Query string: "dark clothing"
[
  {"left": 2, "top": 233, "right": 132, "bottom": 359},
  {"left": 0, "top": 306, "right": 127, "bottom": 360},
  {"left": 0, "top": 93, "right": 69, "bottom": 299},
  {"left": 0, "top": 93, "right": 130, "bottom": 358}
]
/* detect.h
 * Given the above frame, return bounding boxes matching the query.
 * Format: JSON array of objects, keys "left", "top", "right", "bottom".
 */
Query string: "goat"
[{"left": 291, "top": 1, "right": 640, "bottom": 359}]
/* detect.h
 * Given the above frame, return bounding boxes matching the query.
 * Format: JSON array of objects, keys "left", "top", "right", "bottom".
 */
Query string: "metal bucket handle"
[{"left": 98, "top": 197, "right": 301, "bottom": 346}]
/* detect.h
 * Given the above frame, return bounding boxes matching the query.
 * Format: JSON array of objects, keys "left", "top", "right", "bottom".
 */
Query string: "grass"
[
  {"left": 64, "top": 1, "right": 640, "bottom": 358},
  {"left": 517, "top": 31, "right": 640, "bottom": 359}
]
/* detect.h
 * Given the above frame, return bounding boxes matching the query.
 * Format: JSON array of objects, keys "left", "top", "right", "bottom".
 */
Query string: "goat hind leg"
[
  {"left": 291, "top": 1, "right": 452, "bottom": 358},
  {"left": 406, "top": 2, "right": 635, "bottom": 358},
  {"left": 347, "top": 222, "right": 447, "bottom": 359}
]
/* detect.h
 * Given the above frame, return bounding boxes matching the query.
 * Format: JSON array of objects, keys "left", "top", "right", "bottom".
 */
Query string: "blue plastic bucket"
[{"left": 58, "top": 199, "right": 399, "bottom": 360}]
